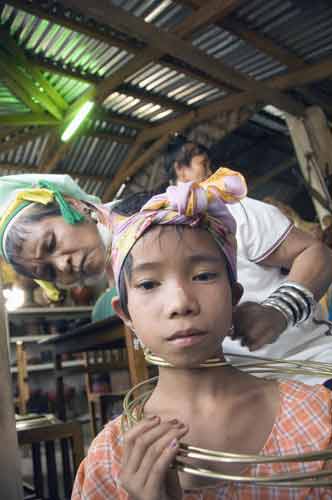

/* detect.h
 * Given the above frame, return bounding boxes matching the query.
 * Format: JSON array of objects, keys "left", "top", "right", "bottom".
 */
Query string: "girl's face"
[
  {"left": 114, "top": 226, "right": 241, "bottom": 367},
  {"left": 18, "top": 215, "right": 106, "bottom": 287}
]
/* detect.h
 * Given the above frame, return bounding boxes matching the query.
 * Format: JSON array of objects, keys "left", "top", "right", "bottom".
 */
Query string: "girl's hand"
[{"left": 119, "top": 416, "right": 188, "bottom": 500}]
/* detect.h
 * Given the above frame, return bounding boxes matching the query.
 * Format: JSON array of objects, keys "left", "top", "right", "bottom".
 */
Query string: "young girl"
[{"left": 74, "top": 169, "right": 332, "bottom": 499}]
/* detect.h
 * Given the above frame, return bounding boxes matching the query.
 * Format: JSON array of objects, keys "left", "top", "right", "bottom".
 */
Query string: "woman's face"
[
  {"left": 114, "top": 226, "right": 241, "bottom": 368},
  {"left": 174, "top": 143, "right": 212, "bottom": 184},
  {"left": 18, "top": 215, "right": 107, "bottom": 287}
]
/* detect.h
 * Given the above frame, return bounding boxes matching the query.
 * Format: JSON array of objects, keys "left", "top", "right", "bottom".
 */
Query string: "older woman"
[{"left": 0, "top": 173, "right": 115, "bottom": 299}]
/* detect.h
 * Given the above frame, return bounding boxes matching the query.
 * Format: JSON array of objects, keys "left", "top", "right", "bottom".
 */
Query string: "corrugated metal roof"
[
  {"left": 0, "top": 81, "right": 30, "bottom": 114},
  {"left": 0, "top": 0, "right": 331, "bottom": 195},
  {"left": 0, "top": 133, "right": 48, "bottom": 166}
]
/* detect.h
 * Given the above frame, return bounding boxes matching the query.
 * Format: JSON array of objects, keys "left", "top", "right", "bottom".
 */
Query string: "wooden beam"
[
  {"left": 271, "top": 57, "right": 332, "bottom": 90},
  {"left": 84, "top": 131, "right": 135, "bottom": 144},
  {"left": 0, "top": 49, "right": 63, "bottom": 120},
  {"left": 0, "top": 163, "right": 106, "bottom": 183},
  {"left": 95, "top": 110, "right": 149, "bottom": 130},
  {"left": 108, "top": 58, "right": 332, "bottom": 195},
  {"left": 144, "top": 58, "right": 332, "bottom": 143},
  {"left": 33, "top": 56, "right": 191, "bottom": 113},
  {"left": 0, "top": 26, "right": 68, "bottom": 113},
  {"left": 178, "top": 0, "right": 332, "bottom": 112},
  {"left": 0, "top": 113, "right": 58, "bottom": 127},
  {"left": 0, "top": 128, "right": 51, "bottom": 154},
  {"left": 31, "top": 36, "right": 230, "bottom": 96},
  {"left": 6, "top": 0, "right": 141, "bottom": 55},
  {"left": 286, "top": 111, "right": 332, "bottom": 228},
  {"left": 249, "top": 158, "right": 297, "bottom": 192},
  {"left": 39, "top": 142, "right": 72, "bottom": 173},
  {"left": 103, "top": 133, "right": 175, "bottom": 201},
  {"left": 102, "top": 133, "right": 146, "bottom": 201},
  {"left": 1, "top": 74, "right": 42, "bottom": 113},
  {"left": 118, "top": 84, "right": 190, "bottom": 114},
  {"left": 173, "top": 0, "right": 242, "bottom": 39},
  {"left": 63, "top": 0, "right": 304, "bottom": 115},
  {"left": 222, "top": 18, "right": 305, "bottom": 71}
]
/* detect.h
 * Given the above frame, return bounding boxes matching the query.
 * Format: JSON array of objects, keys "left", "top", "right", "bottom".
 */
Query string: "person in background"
[{"left": 163, "top": 135, "right": 332, "bottom": 385}]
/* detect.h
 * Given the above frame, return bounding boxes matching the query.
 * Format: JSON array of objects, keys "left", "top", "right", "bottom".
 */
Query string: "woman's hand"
[
  {"left": 119, "top": 416, "right": 188, "bottom": 500},
  {"left": 232, "top": 301, "right": 288, "bottom": 351}
]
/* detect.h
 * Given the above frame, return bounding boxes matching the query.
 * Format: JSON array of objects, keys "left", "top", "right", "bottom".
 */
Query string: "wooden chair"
[
  {"left": 83, "top": 347, "right": 130, "bottom": 436},
  {"left": 17, "top": 414, "right": 84, "bottom": 500},
  {"left": 15, "top": 341, "right": 30, "bottom": 415}
]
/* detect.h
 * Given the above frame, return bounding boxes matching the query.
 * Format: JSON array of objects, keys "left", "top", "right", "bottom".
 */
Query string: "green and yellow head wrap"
[{"left": 0, "top": 174, "right": 101, "bottom": 300}]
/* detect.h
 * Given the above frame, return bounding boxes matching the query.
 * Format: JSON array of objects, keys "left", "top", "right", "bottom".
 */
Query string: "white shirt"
[{"left": 223, "top": 197, "right": 332, "bottom": 384}]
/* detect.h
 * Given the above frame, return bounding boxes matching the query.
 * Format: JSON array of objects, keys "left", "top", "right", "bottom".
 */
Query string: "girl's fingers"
[
  {"left": 124, "top": 420, "right": 186, "bottom": 476},
  {"left": 144, "top": 434, "right": 182, "bottom": 495},
  {"left": 122, "top": 416, "right": 160, "bottom": 464},
  {"left": 136, "top": 424, "right": 188, "bottom": 486}
]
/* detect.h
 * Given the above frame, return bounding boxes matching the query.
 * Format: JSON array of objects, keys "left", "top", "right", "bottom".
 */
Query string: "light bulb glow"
[
  {"left": 4, "top": 286, "right": 25, "bottom": 311},
  {"left": 61, "top": 101, "right": 94, "bottom": 142}
]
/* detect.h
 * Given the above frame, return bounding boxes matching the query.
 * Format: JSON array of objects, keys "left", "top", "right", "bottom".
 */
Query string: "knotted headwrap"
[{"left": 111, "top": 167, "right": 247, "bottom": 291}]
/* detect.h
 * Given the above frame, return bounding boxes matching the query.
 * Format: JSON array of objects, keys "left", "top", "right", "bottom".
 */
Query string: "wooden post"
[
  {"left": 286, "top": 109, "right": 332, "bottom": 228},
  {"left": 123, "top": 326, "right": 148, "bottom": 387},
  {"left": 0, "top": 285, "right": 23, "bottom": 499}
]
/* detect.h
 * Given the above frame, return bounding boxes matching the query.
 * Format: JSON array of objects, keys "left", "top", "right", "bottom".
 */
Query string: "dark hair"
[
  {"left": 113, "top": 192, "right": 152, "bottom": 316},
  {"left": 164, "top": 134, "right": 211, "bottom": 182},
  {"left": 5, "top": 202, "right": 62, "bottom": 279}
]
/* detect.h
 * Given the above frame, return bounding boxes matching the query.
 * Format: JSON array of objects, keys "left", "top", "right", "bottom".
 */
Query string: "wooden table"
[{"left": 41, "top": 315, "right": 148, "bottom": 420}]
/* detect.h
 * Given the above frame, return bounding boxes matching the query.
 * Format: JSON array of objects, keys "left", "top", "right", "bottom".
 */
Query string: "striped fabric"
[{"left": 72, "top": 381, "right": 332, "bottom": 499}]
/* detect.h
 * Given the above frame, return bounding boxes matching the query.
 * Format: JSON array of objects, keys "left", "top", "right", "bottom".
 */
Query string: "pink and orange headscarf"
[{"left": 111, "top": 167, "right": 247, "bottom": 290}]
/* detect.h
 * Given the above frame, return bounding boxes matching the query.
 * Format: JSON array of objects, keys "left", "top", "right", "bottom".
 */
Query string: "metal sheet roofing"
[{"left": 0, "top": 0, "right": 331, "bottom": 200}]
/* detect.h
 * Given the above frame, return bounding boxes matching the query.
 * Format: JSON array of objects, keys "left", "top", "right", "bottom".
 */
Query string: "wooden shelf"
[
  {"left": 10, "top": 335, "right": 58, "bottom": 343},
  {"left": 8, "top": 306, "right": 93, "bottom": 321},
  {"left": 11, "top": 359, "right": 84, "bottom": 374}
]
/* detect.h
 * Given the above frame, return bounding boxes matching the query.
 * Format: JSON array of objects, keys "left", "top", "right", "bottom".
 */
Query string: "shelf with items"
[
  {"left": 11, "top": 359, "right": 85, "bottom": 374},
  {"left": 8, "top": 306, "right": 93, "bottom": 417}
]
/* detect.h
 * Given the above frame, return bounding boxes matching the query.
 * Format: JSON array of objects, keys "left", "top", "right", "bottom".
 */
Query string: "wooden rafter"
[
  {"left": 106, "top": 56, "right": 332, "bottom": 199},
  {"left": 102, "top": 132, "right": 146, "bottom": 200},
  {"left": 0, "top": 26, "right": 68, "bottom": 114},
  {"left": 176, "top": 0, "right": 332, "bottom": 112},
  {"left": 31, "top": 58, "right": 191, "bottom": 114},
  {"left": 63, "top": 0, "right": 303, "bottom": 115},
  {"left": 102, "top": 113, "right": 195, "bottom": 201},
  {"left": 84, "top": 131, "right": 135, "bottom": 144},
  {"left": 0, "top": 48, "right": 63, "bottom": 120},
  {"left": 41, "top": 0, "right": 304, "bottom": 173},
  {"left": 103, "top": 134, "right": 172, "bottom": 201},
  {"left": 0, "top": 162, "right": 106, "bottom": 183},
  {"left": 271, "top": 57, "right": 332, "bottom": 91},
  {"left": 172, "top": 0, "right": 242, "bottom": 39},
  {"left": 0, "top": 113, "right": 58, "bottom": 127},
  {"left": 95, "top": 110, "right": 149, "bottom": 130},
  {"left": 6, "top": 0, "right": 142, "bottom": 55},
  {"left": 0, "top": 128, "right": 52, "bottom": 155},
  {"left": 249, "top": 158, "right": 297, "bottom": 192}
]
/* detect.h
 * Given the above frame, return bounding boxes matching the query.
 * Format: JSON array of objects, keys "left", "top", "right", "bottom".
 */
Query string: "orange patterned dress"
[{"left": 72, "top": 381, "right": 332, "bottom": 499}]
